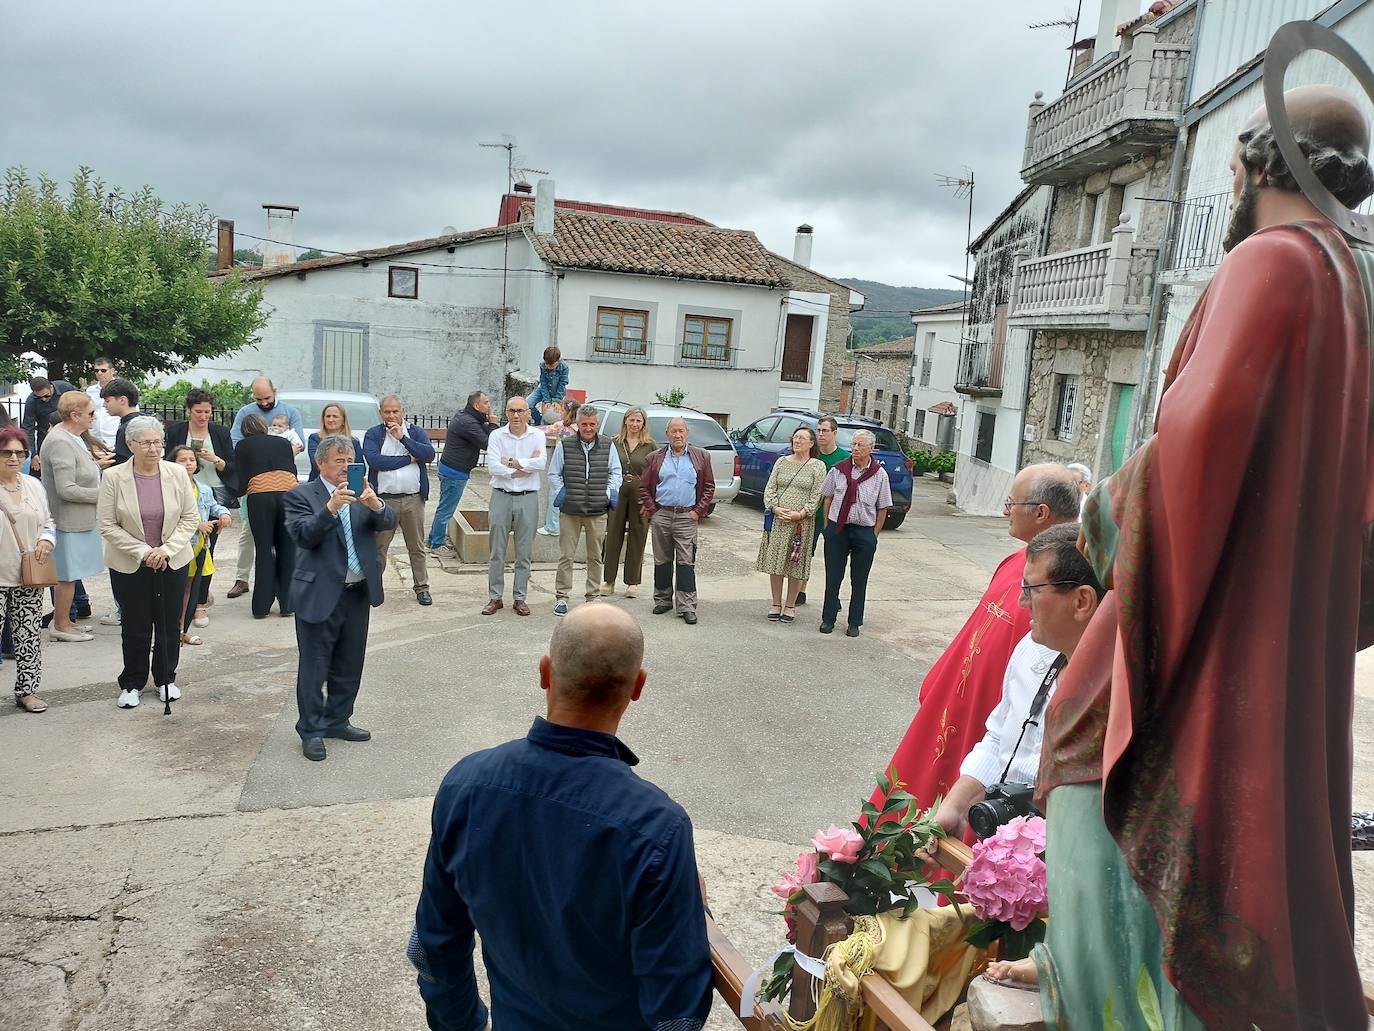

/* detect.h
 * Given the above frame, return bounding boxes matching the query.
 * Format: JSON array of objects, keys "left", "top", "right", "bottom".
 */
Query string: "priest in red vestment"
[
  {"left": 875, "top": 463, "right": 1080, "bottom": 813},
  {"left": 1061, "top": 87, "right": 1374, "bottom": 1030}
]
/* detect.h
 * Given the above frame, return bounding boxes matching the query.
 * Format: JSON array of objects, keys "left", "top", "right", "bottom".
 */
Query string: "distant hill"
[{"left": 840, "top": 279, "right": 966, "bottom": 347}]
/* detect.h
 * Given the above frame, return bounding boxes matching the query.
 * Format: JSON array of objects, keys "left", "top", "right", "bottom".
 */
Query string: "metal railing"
[
  {"left": 919, "top": 358, "right": 932, "bottom": 387},
  {"left": 1023, "top": 22, "right": 1190, "bottom": 175},
  {"left": 954, "top": 338, "right": 1004, "bottom": 394},
  {"left": 1168, "top": 191, "right": 1229, "bottom": 273},
  {"left": 590, "top": 333, "right": 648, "bottom": 358}
]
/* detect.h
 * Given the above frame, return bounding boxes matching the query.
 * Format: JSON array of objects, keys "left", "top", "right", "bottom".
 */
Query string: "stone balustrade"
[{"left": 1009, "top": 216, "right": 1157, "bottom": 330}]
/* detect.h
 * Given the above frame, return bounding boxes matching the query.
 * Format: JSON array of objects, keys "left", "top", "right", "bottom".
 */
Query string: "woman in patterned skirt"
[
  {"left": 0, "top": 426, "right": 58, "bottom": 712},
  {"left": 756, "top": 425, "right": 825, "bottom": 624}
]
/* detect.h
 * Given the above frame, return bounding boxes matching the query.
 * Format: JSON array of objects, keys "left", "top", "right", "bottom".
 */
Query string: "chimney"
[
  {"left": 513, "top": 181, "right": 533, "bottom": 195},
  {"left": 793, "top": 224, "right": 814, "bottom": 267},
  {"left": 534, "top": 178, "right": 555, "bottom": 238},
  {"left": 1094, "top": 0, "right": 1140, "bottom": 62},
  {"left": 261, "top": 204, "right": 299, "bottom": 266},
  {"left": 215, "top": 218, "right": 234, "bottom": 272}
]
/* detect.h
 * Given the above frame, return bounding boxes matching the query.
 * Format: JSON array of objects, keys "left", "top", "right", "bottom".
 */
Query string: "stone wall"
[
  {"left": 1022, "top": 329, "right": 1143, "bottom": 472},
  {"left": 1045, "top": 145, "right": 1175, "bottom": 254},
  {"left": 850, "top": 351, "right": 913, "bottom": 429}
]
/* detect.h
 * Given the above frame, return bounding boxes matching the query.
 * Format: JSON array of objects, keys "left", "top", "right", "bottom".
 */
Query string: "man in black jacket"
[
  {"left": 23, "top": 376, "right": 77, "bottom": 475},
  {"left": 427, "top": 390, "right": 498, "bottom": 556}
]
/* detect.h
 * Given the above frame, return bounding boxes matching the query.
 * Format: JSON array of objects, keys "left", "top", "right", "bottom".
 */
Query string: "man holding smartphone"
[{"left": 284, "top": 435, "right": 396, "bottom": 762}]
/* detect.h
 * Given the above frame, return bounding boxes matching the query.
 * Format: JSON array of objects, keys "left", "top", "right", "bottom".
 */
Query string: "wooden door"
[{"left": 781, "top": 314, "right": 815, "bottom": 382}]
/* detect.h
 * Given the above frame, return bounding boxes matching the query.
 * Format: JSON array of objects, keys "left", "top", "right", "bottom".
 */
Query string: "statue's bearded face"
[{"left": 1222, "top": 174, "right": 1260, "bottom": 253}]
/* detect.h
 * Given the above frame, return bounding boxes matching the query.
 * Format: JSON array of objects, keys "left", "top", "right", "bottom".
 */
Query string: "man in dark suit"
[{"left": 284, "top": 433, "right": 396, "bottom": 762}]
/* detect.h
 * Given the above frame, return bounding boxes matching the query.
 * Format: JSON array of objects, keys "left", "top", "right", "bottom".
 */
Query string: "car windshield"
[
  {"left": 597, "top": 410, "right": 732, "bottom": 449},
  {"left": 836, "top": 425, "right": 902, "bottom": 452},
  {"left": 285, "top": 398, "right": 380, "bottom": 434}
]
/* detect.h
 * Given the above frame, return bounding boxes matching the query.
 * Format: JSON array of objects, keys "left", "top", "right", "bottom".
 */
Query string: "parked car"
[
  {"left": 277, "top": 389, "right": 381, "bottom": 480},
  {"left": 730, "top": 409, "right": 912, "bottom": 529},
  {"left": 586, "top": 400, "right": 740, "bottom": 516}
]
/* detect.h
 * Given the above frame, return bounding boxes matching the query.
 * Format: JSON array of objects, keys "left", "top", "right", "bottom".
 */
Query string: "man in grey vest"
[{"left": 547, "top": 406, "right": 623, "bottom": 617}]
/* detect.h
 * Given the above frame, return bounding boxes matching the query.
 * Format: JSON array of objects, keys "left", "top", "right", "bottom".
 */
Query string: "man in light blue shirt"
[
  {"left": 638, "top": 419, "right": 715, "bottom": 625},
  {"left": 230, "top": 376, "right": 304, "bottom": 445}
]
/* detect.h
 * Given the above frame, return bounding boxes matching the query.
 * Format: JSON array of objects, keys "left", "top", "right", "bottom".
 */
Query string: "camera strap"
[{"left": 996, "top": 652, "right": 1068, "bottom": 787}]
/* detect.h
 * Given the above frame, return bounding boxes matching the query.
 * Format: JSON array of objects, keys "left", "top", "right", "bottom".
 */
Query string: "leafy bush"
[
  {"left": 134, "top": 378, "right": 252, "bottom": 411},
  {"left": 929, "top": 451, "right": 957, "bottom": 475},
  {"left": 653, "top": 386, "right": 688, "bottom": 406}
]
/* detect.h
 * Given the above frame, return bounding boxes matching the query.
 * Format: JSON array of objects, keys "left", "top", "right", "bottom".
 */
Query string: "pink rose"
[
  {"left": 771, "top": 871, "right": 805, "bottom": 900},
  {"left": 811, "top": 824, "right": 864, "bottom": 865},
  {"left": 794, "top": 850, "right": 820, "bottom": 884}
]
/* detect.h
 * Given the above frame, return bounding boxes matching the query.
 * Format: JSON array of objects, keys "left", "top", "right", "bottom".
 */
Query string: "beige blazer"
[{"left": 97, "top": 461, "right": 200, "bottom": 574}]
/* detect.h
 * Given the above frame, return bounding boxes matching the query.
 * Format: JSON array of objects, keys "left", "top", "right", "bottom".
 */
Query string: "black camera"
[{"left": 968, "top": 782, "right": 1041, "bottom": 839}]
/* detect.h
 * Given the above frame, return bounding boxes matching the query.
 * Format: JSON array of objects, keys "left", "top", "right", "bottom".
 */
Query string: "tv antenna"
[
  {"left": 936, "top": 169, "right": 976, "bottom": 344},
  {"left": 479, "top": 137, "right": 549, "bottom": 195},
  {"left": 1029, "top": 1, "right": 1084, "bottom": 88}
]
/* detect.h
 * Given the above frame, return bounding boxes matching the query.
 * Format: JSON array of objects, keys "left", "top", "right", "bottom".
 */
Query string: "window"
[
  {"left": 743, "top": 417, "right": 779, "bottom": 444},
  {"left": 920, "top": 332, "right": 935, "bottom": 386},
  {"left": 681, "top": 315, "right": 732, "bottom": 363},
  {"left": 1052, "top": 374, "right": 1080, "bottom": 441},
  {"left": 706, "top": 412, "right": 730, "bottom": 430},
  {"left": 860, "top": 389, "right": 869, "bottom": 413},
  {"left": 875, "top": 389, "right": 884, "bottom": 402},
  {"left": 388, "top": 266, "right": 418, "bottom": 299},
  {"left": 888, "top": 395, "right": 899, "bottom": 429},
  {"left": 594, "top": 307, "right": 649, "bottom": 358},
  {"left": 767, "top": 416, "right": 804, "bottom": 443},
  {"left": 912, "top": 410, "right": 927, "bottom": 439},
  {"left": 975, "top": 410, "right": 996, "bottom": 463},
  {"left": 317, "top": 325, "right": 367, "bottom": 392},
  {"left": 781, "top": 313, "right": 814, "bottom": 382}
]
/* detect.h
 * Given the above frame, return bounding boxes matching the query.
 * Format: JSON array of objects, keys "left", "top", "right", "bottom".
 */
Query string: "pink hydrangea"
[
  {"left": 812, "top": 824, "right": 863, "bottom": 864},
  {"left": 962, "top": 816, "right": 1048, "bottom": 931}
]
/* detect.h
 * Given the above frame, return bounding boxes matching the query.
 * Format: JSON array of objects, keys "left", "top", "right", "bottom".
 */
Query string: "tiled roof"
[
  {"left": 912, "top": 300, "right": 966, "bottom": 315},
  {"left": 498, "top": 193, "right": 713, "bottom": 227},
  {"left": 860, "top": 336, "right": 915, "bottom": 356},
  {"left": 527, "top": 209, "right": 785, "bottom": 287},
  {"left": 209, "top": 224, "right": 519, "bottom": 282}
]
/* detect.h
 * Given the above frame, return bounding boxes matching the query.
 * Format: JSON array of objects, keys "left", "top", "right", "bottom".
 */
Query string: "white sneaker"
[
  {"left": 429, "top": 544, "right": 456, "bottom": 558},
  {"left": 536, "top": 527, "right": 553, "bottom": 536},
  {"left": 100, "top": 611, "right": 121, "bottom": 626},
  {"left": 600, "top": 582, "right": 614, "bottom": 596},
  {"left": 158, "top": 683, "right": 181, "bottom": 702},
  {"left": 117, "top": 689, "right": 140, "bottom": 709}
]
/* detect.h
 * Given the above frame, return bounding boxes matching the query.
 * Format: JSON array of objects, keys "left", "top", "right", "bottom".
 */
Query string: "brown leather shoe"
[
  {"left": 513, "top": 600, "right": 531, "bottom": 616},
  {"left": 481, "top": 599, "right": 503, "bottom": 616},
  {"left": 227, "top": 580, "right": 249, "bottom": 599}
]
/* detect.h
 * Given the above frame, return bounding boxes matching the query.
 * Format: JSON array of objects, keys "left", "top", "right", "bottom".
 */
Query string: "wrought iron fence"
[
  {"left": 1169, "top": 191, "right": 1229, "bottom": 273},
  {"left": 955, "top": 338, "right": 1004, "bottom": 394}
]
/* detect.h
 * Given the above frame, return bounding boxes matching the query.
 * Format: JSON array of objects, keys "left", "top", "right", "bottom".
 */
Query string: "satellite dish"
[{"left": 441, "top": 225, "right": 457, "bottom": 235}]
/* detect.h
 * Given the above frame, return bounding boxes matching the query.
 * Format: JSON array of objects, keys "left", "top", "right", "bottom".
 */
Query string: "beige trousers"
[
  {"left": 376, "top": 492, "right": 429, "bottom": 591},
  {"left": 556, "top": 514, "right": 606, "bottom": 601}
]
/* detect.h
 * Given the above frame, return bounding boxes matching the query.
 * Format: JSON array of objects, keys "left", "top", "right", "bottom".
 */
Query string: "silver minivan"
[{"left": 585, "top": 400, "right": 740, "bottom": 515}]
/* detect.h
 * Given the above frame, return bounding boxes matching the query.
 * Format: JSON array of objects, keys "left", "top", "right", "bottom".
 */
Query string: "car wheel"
[{"left": 885, "top": 511, "right": 906, "bottom": 531}]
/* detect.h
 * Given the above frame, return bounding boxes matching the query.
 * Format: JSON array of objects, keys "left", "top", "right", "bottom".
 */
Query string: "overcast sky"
[{"left": 4, "top": 0, "right": 1098, "bottom": 287}]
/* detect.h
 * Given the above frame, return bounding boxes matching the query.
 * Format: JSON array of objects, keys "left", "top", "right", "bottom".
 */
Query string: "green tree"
[
  {"left": 0, "top": 166, "right": 267, "bottom": 382},
  {"left": 654, "top": 386, "right": 688, "bottom": 406},
  {"left": 296, "top": 248, "right": 327, "bottom": 262},
  {"left": 233, "top": 247, "right": 263, "bottom": 267}
]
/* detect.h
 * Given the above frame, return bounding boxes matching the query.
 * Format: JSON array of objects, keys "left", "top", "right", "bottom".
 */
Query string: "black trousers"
[
  {"left": 822, "top": 523, "right": 878, "bottom": 629},
  {"left": 110, "top": 564, "right": 189, "bottom": 691},
  {"left": 294, "top": 583, "right": 371, "bottom": 740},
  {"left": 246, "top": 492, "right": 295, "bottom": 618}
]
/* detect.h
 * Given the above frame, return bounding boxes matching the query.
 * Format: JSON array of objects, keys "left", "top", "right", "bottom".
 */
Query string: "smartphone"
[
  {"left": 188, "top": 438, "right": 205, "bottom": 453},
  {"left": 346, "top": 463, "right": 366, "bottom": 496}
]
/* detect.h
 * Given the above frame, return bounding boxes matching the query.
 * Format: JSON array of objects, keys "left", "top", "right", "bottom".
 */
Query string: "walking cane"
[{"left": 171, "top": 529, "right": 217, "bottom": 716}]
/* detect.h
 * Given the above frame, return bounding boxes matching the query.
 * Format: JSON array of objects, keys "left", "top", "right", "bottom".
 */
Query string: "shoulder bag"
[{"left": 0, "top": 489, "right": 57, "bottom": 588}]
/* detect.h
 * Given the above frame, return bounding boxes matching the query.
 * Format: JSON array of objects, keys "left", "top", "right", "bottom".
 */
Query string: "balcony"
[
  {"left": 954, "top": 338, "right": 1004, "bottom": 398},
  {"left": 1009, "top": 215, "right": 1158, "bottom": 332},
  {"left": 1021, "top": 21, "right": 1190, "bottom": 185}
]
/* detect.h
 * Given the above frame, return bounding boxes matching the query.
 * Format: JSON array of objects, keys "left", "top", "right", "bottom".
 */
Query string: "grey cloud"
[{"left": 5, "top": 0, "right": 1077, "bottom": 283}]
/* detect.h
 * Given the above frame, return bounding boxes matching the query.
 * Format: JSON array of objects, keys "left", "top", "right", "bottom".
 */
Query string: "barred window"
[
  {"left": 594, "top": 307, "right": 649, "bottom": 358},
  {"left": 680, "top": 316, "right": 732, "bottom": 363}
]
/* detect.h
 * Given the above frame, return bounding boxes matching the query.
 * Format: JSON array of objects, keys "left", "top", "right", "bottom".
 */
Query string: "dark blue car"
[{"left": 729, "top": 410, "right": 913, "bottom": 529}]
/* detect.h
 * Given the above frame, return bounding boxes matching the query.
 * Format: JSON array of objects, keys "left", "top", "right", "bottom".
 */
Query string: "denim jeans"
[
  {"left": 428, "top": 471, "right": 470, "bottom": 547},
  {"left": 525, "top": 386, "right": 549, "bottom": 426},
  {"left": 544, "top": 492, "right": 560, "bottom": 535}
]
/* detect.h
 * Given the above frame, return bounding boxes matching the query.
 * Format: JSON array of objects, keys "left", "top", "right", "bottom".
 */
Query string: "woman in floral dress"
[{"left": 756, "top": 426, "right": 824, "bottom": 623}]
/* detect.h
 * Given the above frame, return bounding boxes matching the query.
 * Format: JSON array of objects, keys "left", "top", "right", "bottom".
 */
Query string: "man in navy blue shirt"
[{"left": 409, "top": 605, "right": 713, "bottom": 1031}]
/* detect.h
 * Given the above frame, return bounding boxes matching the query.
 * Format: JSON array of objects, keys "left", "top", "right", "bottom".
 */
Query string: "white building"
[
  {"left": 950, "top": 186, "right": 1052, "bottom": 515},
  {"left": 198, "top": 189, "right": 862, "bottom": 429},
  {"left": 905, "top": 300, "right": 966, "bottom": 452}
]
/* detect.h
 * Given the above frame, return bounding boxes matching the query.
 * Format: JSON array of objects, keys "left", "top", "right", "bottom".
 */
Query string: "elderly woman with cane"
[
  {"left": 98, "top": 416, "right": 199, "bottom": 710},
  {"left": 170, "top": 445, "right": 231, "bottom": 646},
  {"left": 0, "top": 426, "right": 58, "bottom": 712}
]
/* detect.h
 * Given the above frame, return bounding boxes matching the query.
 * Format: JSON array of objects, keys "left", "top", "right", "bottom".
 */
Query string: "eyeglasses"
[
  {"left": 1003, "top": 498, "right": 1043, "bottom": 511},
  {"left": 0, "top": 449, "right": 25, "bottom": 458},
  {"left": 1020, "top": 579, "right": 1082, "bottom": 599},
  {"left": 132, "top": 439, "right": 164, "bottom": 449}
]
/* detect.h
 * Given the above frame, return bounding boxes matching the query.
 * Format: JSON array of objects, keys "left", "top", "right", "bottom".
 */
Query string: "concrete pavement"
[{"left": 2, "top": 472, "right": 1373, "bottom": 1030}]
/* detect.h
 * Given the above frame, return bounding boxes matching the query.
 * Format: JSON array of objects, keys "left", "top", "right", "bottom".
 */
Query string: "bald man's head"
[
  {"left": 1236, "top": 85, "right": 1374, "bottom": 208},
  {"left": 1006, "top": 463, "right": 1081, "bottom": 542},
  {"left": 547, "top": 605, "right": 646, "bottom": 707}
]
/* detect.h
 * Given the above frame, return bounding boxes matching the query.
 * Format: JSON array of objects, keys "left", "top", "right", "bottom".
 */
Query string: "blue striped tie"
[{"left": 339, "top": 503, "right": 363, "bottom": 576}]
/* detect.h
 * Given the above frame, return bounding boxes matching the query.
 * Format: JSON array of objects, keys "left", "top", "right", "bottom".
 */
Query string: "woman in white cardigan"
[
  {"left": 97, "top": 415, "right": 200, "bottom": 710},
  {"left": 0, "top": 426, "right": 58, "bottom": 712}
]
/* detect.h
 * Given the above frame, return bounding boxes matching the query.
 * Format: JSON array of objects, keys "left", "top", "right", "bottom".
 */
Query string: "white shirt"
[
  {"left": 959, "top": 633, "right": 1063, "bottom": 789},
  {"left": 485, "top": 424, "right": 546, "bottom": 492},
  {"left": 376, "top": 431, "right": 422, "bottom": 495},
  {"left": 87, "top": 383, "right": 120, "bottom": 448}
]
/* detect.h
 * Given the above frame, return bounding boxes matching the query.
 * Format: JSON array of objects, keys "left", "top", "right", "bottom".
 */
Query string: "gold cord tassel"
[{"left": 783, "top": 917, "right": 884, "bottom": 1031}]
